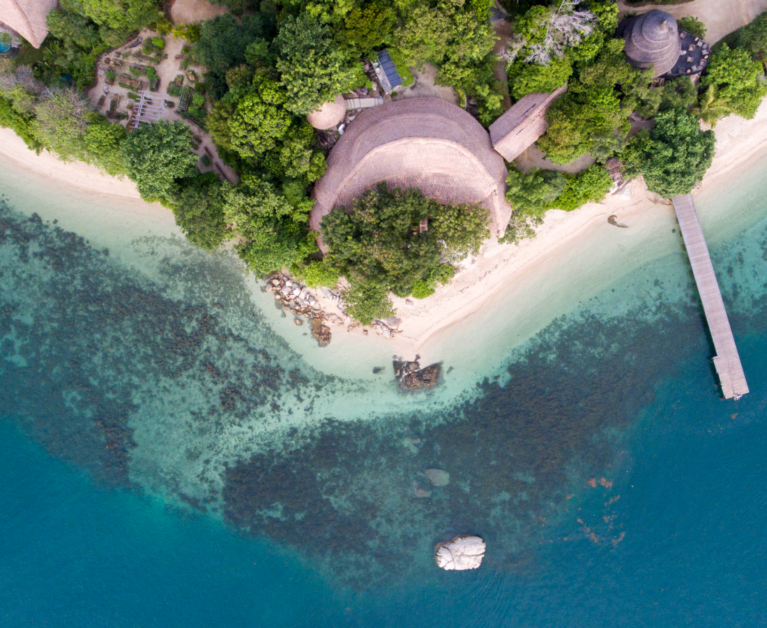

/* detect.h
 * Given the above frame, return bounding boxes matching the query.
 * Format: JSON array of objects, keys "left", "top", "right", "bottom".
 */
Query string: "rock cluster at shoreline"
[
  {"left": 393, "top": 357, "right": 441, "bottom": 390},
  {"left": 264, "top": 274, "right": 402, "bottom": 346}
]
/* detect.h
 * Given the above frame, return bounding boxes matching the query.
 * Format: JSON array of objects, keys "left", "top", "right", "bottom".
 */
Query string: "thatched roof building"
[
  {"left": 488, "top": 85, "right": 567, "bottom": 163},
  {"left": 307, "top": 95, "right": 347, "bottom": 130},
  {"left": 0, "top": 0, "right": 57, "bottom": 48},
  {"left": 310, "top": 98, "right": 512, "bottom": 250},
  {"left": 619, "top": 9, "right": 681, "bottom": 78}
]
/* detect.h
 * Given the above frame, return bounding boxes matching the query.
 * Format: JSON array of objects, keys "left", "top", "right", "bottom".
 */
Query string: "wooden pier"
[{"left": 673, "top": 194, "right": 748, "bottom": 400}]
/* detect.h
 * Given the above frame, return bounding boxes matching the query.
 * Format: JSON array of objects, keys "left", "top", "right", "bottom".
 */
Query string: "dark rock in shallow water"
[
  {"left": 393, "top": 358, "right": 441, "bottom": 390},
  {"left": 311, "top": 318, "right": 332, "bottom": 347},
  {"left": 373, "top": 366, "right": 384, "bottom": 374}
]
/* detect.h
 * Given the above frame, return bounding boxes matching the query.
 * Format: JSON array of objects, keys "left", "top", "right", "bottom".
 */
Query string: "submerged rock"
[
  {"left": 435, "top": 536, "right": 486, "bottom": 571},
  {"left": 425, "top": 469, "right": 450, "bottom": 486},
  {"left": 311, "top": 318, "right": 332, "bottom": 347}
]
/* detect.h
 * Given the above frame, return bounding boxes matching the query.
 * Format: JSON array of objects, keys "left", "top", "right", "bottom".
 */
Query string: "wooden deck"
[{"left": 673, "top": 194, "right": 749, "bottom": 400}]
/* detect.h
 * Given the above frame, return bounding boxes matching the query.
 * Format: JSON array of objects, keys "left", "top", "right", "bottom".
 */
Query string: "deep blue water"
[
  {"left": 2, "top": 183, "right": 767, "bottom": 625},
  {"left": 2, "top": 331, "right": 766, "bottom": 627}
]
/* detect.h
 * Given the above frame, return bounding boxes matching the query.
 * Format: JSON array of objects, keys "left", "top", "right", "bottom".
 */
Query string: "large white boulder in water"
[{"left": 435, "top": 536, "right": 486, "bottom": 570}]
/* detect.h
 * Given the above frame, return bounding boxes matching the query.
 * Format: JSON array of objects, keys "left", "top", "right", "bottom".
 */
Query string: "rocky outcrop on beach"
[
  {"left": 265, "top": 274, "right": 402, "bottom": 345},
  {"left": 310, "top": 318, "right": 332, "bottom": 347},
  {"left": 266, "top": 274, "right": 334, "bottom": 347},
  {"left": 393, "top": 357, "right": 441, "bottom": 390},
  {"left": 435, "top": 536, "right": 486, "bottom": 571}
]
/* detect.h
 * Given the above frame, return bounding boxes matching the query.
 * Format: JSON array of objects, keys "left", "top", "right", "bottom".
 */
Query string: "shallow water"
[{"left": 1, "top": 152, "right": 767, "bottom": 625}]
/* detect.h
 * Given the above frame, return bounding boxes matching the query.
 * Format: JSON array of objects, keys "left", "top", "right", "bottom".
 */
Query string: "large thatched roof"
[
  {"left": 0, "top": 0, "right": 57, "bottom": 48},
  {"left": 621, "top": 9, "right": 681, "bottom": 78},
  {"left": 310, "top": 98, "right": 512, "bottom": 250},
  {"left": 489, "top": 85, "right": 567, "bottom": 163}
]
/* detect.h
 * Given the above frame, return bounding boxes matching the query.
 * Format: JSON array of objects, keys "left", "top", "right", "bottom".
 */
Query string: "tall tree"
[
  {"left": 121, "top": 121, "right": 197, "bottom": 203},
  {"left": 275, "top": 12, "right": 363, "bottom": 116},
  {"left": 700, "top": 43, "right": 767, "bottom": 123},
  {"left": 622, "top": 108, "right": 715, "bottom": 198}
]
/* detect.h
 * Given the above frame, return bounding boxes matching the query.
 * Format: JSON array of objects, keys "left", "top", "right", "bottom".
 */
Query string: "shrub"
[
  {"left": 411, "top": 280, "right": 434, "bottom": 299},
  {"left": 151, "top": 37, "right": 165, "bottom": 50},
  {"left": 622, "top": 108, "right": 715, "bottom": 198},
  {"left": 296, "top": 261, "right": 339, "bottom": 289},
  {"left": 343, "top": 281, "right": 395, "bottom": 326},
  {"left": 677, "top": 16, "right": 706, "bottom": 40},
  {"left": 554, "top": 165, "right": 613, "bottom": 211}
]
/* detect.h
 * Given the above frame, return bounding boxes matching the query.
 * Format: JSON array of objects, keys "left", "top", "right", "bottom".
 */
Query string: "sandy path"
[
  {"left": 618, "top": 0, "right": 767, "bottom": 43},
  {"left": 170, "top": 0, "right": 227, "bottom": 24},
  {"left": 87, "top": 30, "right": 238, "bottom": 184},
  {"left": 493, "top": 19, "right": 513, "bottom": 110},
  {"left": 396, "top": 63, "right": 459, "bottom": 105}
]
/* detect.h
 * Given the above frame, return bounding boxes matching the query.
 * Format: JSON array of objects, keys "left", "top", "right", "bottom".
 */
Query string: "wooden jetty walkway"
[{"left": 673, "top": 194, "right": 748, "bottom": 400}]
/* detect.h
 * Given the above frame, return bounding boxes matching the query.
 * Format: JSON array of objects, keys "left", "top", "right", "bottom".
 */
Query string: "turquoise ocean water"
[{"left": 1, "top": 155, "right": 767, "bottom": 626}]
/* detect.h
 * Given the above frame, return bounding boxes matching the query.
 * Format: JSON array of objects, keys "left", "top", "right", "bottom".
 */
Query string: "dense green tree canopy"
[
  {"left": 228, "top": 90, "right": 292, "bottom": 158},
  {"left": 275, "top": 13, "right": 363, "bottom": 116},
  {"left": 169, "top": 174, "right": 232, "bottom": 250},
  {"left": 121, "top": 121, "right": 198, "bottom": 203},
  {"left": 507, "top": 56, "right": 572, "bottom": 100},
  {"left": 700, "top": 43, "right": 767, "bottom": 123},
  {"left": 501, "top": 162, "right": 611, "bottom": 243},
  {"left": 537, "top": 39, "right": 641, "bottom": 164},
  {"left": 194, "top": 14, "right": 276, "bottom": 98},
  {"left": 731, "top": 11, "right": 767, "bottom": 60},
  {"left": 82, "top": 119, "right": 127, "bottom": 175},
  {"left": 322, "top": 185, "right": 489, "bottom": 299},
  {"left": 622, "top": 108, "right": 715, "bottom": 199},
  {"left": 32, "top": 89, "right": 90, "bottom": 162},
  {"left": 223, "top": 174, "right": 316, "bottom": 274}
]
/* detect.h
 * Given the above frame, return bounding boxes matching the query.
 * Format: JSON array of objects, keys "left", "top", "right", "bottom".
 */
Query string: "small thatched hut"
[
  {"left": 0, "top": 0, "right": 58, "bottom": 48},
  {"left": 307, "top": 95, "right": 347, "bottom": 130},
  {"left": 488, "top": 85, "right": 567, "bottom": 163},
  {"left": 309, "top": 98, "right": 512, "bottom": 251},
  {"left": 619, "top": 9, "right": 681, "bottom": 78}
]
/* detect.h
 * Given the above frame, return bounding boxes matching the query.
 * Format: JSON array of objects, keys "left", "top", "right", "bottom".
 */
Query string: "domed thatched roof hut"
[
  {"left": 309, "top": 98, "right": 512, "bottom": 251},
  {"left": 307, "top": 95, "right": 346, "bottom": 130},
  {"left": 620, "top": 9, "right": 681, "bottom": 78},
  {"left": 0, "top": 0, "right": 58, "bottom": 48}
]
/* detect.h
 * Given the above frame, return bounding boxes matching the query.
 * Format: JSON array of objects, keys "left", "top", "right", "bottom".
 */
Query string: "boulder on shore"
[{"left": 435, "top": 536, "right": 486, "bottom": 571}]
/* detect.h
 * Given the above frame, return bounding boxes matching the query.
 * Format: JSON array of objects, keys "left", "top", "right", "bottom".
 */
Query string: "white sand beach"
[{"left": 3, "top": 98, "right": 767, "bottom": 380}]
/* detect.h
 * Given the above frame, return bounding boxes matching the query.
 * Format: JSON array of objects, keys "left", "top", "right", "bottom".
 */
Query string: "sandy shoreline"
[
  {"left": 0, "top": 128, "right": 143, "bottom": 200},
  {"left": 2, "top": 101, "right": 767, "bottom": 370},
  {"left": 383, "top": 99, "right": 767, "bottom": 362}
]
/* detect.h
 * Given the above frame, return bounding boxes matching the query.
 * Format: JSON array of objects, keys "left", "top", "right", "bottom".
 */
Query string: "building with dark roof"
[
  {"left": 375, "top": 50, "right": 403, "bottom": 93},
  {"left": 619, "top": 9, "right": 710, "bottom": 79},
  {"left": 619, "top": 9, "right": 681, "bottom": 78}
]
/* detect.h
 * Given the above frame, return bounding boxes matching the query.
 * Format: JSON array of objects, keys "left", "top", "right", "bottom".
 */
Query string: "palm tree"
[{"left": 692, "top": 85, "right": 732, "bottom": 126}]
